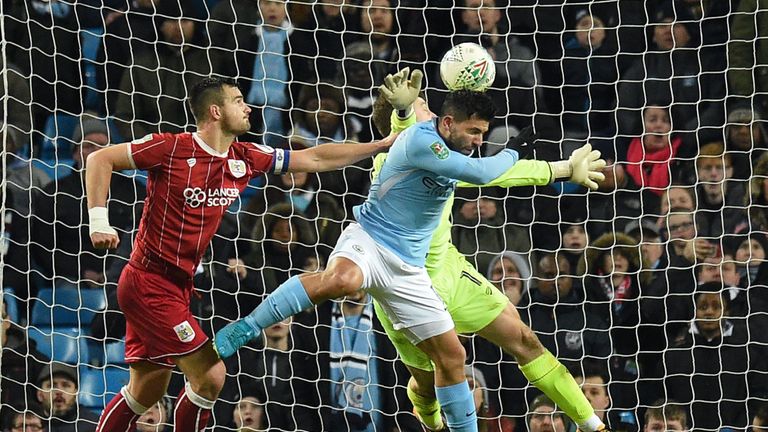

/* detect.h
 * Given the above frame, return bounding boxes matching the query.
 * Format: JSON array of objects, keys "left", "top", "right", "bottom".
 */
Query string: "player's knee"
[
  {"left": 190, "top": 361, "right": 226, "bottom": 400},
  {"left": 430, "top": 342, "right": 466, "bottom": 372},
  {"left": 324, "top": 268, "right": 363, "bottom": 297}
]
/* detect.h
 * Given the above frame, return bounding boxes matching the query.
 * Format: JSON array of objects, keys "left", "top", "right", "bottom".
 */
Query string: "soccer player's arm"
[
  {"left": 86, "top": 133, "right": 173, "bottom": 249},
  {"left": 407, "top": 134, "right": 519, "bottom": 185},
  {"left": 456, "top": 159, "right": 553, "bottom": 188},
  {"left": 286, "top": 134, "right": 398, "bottom": 173}
]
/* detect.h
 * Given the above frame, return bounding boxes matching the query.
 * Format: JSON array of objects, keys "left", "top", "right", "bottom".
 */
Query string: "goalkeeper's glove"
[
  {"left": 507, "top": 125, "right": 540, "bottom": 159},
  {"left": 548, "top": 144, "right": 606, "bottom": 190},
  {"left": 379, "top": 67, "right": 424, "bottom": 116}
]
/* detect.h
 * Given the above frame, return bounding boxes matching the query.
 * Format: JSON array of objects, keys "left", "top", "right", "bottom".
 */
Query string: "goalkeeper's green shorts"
[{"left": 374, "top": 244, "right": 509, "bottom": 372}]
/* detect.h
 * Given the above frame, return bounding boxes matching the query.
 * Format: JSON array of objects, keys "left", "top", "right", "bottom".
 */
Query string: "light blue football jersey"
[{"left": 354, "top": 119, "right": 518, "bottom": 266}]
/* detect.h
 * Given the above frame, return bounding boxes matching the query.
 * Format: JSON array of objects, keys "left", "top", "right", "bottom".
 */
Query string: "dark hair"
[
  {"left": 189, "top": 77, "right": 240, "bottom": 122},
  {"left": 571, "top": 358, "right": 609, "bottom": 384},
  {"left": 694, "top": 281, "right": 730, "bottom": 309},
  {"left": 440, "top": 90, "right": 496, "bottom": 123}
]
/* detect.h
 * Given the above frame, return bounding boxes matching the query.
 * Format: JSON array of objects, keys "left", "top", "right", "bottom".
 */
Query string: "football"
[{"left": 439, "top": 42, "right": 496, "bottom": 91}]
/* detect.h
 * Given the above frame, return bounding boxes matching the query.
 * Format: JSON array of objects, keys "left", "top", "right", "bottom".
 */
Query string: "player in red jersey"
[{"left": 85, "top": 77, "right": 394, "bottom": 432}]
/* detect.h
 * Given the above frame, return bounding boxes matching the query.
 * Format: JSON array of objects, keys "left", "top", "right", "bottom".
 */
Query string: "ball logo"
[{"left": 184, "top": 187, "right": 206, "bottom": 208}]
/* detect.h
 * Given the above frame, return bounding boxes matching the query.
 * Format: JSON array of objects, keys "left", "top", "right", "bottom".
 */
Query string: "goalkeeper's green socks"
[
  {"left": 407, "top": 382, "right": 444, "bottom": 431},
  {"left": 520, "top": 351, "right": 604, "bottom": 432}
]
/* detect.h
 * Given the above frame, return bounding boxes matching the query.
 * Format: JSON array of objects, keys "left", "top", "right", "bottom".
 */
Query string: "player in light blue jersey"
[{"left": 215, "top": 89, "right": 521, "bottom": 432}]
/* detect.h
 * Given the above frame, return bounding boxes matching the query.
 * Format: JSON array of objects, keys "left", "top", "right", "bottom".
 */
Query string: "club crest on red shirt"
[{"left": 228, "top": 159, "right": 247, "bottom": 178}]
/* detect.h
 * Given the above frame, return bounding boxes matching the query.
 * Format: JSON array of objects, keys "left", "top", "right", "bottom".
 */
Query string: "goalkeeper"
[{"left": 373, "top": 68, "right": 608, "bottom": 432}]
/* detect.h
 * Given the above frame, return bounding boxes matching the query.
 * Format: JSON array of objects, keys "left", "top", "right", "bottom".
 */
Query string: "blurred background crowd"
[{"left": 1, "top": 0, "right": 767, "bottom": 431}]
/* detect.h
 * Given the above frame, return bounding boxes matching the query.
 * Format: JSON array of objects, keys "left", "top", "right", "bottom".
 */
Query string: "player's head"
[
  {"left": 643, "top": 400, "right": 688, "bottom": 432},
  {"left": 189, "top": 77, "right": 251, "bottom": 135},
  {"left": 438, "top": 90, "right": 496, "bottom": 155}
]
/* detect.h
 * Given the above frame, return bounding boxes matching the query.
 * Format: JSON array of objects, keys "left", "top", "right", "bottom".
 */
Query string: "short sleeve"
[
  {"left": 242, "top": 143, "right": 290, "bottom": 176},
  {"left": 128, "top": 133, "right": 177, "bottom": 170}
]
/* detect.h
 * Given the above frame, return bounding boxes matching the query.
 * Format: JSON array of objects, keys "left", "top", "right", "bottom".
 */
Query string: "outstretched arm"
[{"left": 287, "top": 134, "right": 397, "bottom": 173}]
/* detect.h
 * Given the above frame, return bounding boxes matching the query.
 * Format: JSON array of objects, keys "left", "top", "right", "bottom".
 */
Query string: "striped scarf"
[{"left": 329, "top": 298, "right": 380, "bottom": 431}]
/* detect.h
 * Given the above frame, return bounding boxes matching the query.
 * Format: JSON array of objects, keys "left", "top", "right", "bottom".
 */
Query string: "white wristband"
[{"left": 88, "top": 207, "right": 116, "bottom": 237}]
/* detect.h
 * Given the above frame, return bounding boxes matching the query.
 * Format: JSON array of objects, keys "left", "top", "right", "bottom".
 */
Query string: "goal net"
[{"left": 1, "top": 0, "right": 766, "bottom": 431}]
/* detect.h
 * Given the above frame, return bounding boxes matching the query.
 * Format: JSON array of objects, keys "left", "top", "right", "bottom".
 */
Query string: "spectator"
[
  {"left": 624, "top": 219, "right": 663, "bottom": 271},
  {"left": 486, "top": 251, "right": 532, "bottom": 306},
  {"left": 753, "top": 404, "right": 768, "bottom": 432},
  {"left": 561, "top": 9, "right": 618, "bottom": 136},
  {"left": 290, "top": 0, "right": 352, "bottom": 84},
  {"left": 581, "top": 233, "right": 647, "bottom": 357},
  {"left": 453, "top": 189, "right": 530, "bottom": 273},
  {"left": 588, "top": 159, "right": 661, "bottom": 238},
  {"left": 2, "top": 122, "right": 50, "bottom": 217},
  {"left": 4, "top": 0, "right": 82, "bottom": 131},
  {"left": 353, "top": 0, "right": 399, "bottom": 88},
  {"left": 289, "top": 84, "right": 354, "bottom": 148},
  {"left": 527, "top": 395, "right": 568, "bottom": 432},
  {"left": 571, "top": 360, "right": 639, "bottom": 431},
  {"left": 2, "top": 406, "right": 46, "bottom": 432},
  {"left": 30, "top": 116, "right": 145, "bottom": 287},
  {"left": 664, "top": 282, "right": 767, "bottom": 430},
  {"left": 729, "top": 0, "right": 768, "bottom": 113},
  {"left": 623, "top": 106, "right": 684, "bottom": 196},
  {"left": 733, "top": 233, "right": 768, "bottom": 287},
  {"left": 1, "top": 301, "right": 47, "bottom": 408},
  {"left": 520, "top": 253, "right": 611, "bottom": 369},
  {"left": 216, "top": 318, "right": 303, "bottom": 431},
  {"left": 244, "top": 170, "right": 344, "bottom": 255},
  {"left": 464, "top": 366, "right": 491, "bottom": 432},
  {"left": 726, "top": 104, "right": 768, "bottom": 180},
  {"left": 0, "top": 58, "right": 32, "bottom": 141},
  {"left": 656, "top": 185, "right": 696, "bottom": 228},
  {"left": 98, "top": 0, "right": 163, "bottom": 112},
  {"left": 559, "top": 220, "right": 588, "bottom": 274},
  {"left": 231, "top": 395, "right": 265, "bottom": 432},
  {"left": 207, "top": 0, "right": 260, "bottom": 82},
  {"left": 616, "top": 0, "right": 725, "bottom": 146},
  {"left": 36, "top": 363, "right": 99, "bottom": 432},
  {"left": 747, "top": 152, "right": 768, "bottom": 232},
  {"left": 292, "top": 291, "right": 416, "bottom": 431},
  {"left": 693, "top": 142, "right": 748, "bottom": 238},
  {"left": 642, "top": 401, "right": 688, "bottom": 432},
  {"left": 452, "top": 0, "right": 541, "bottom": 131},
  {"left": 134, "top": 397, "right": 171, "bottom": 432},
  {"left": 244, "top": 202, "right": 316, "bottom": 293},
  {"left": 114, "top": 0, "right": 212, "bottom": 140}
]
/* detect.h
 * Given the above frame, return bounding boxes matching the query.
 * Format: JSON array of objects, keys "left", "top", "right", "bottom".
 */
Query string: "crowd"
[{"left": 1, "top": 0, "right": 767, "bottom": 431}]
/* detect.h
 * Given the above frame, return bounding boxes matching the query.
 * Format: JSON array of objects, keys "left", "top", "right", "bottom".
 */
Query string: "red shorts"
[{"left": 117, "top": 262, "right": 208, "bottom": 367}]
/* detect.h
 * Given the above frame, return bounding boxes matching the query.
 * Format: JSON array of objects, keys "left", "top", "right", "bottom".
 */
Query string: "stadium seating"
[
  {"left": 81, "top": 27, "right": 105, "bottom": 111},
  {"left": 31, "top": 287, "right": 107, "bottom": 328},
  {"left": 40, "top": 113, "right": 79, "bottom": 160},
  {"left": 88, "top": 339, "right": 127, "bottom": 367},
  {"left": 27, "top": 326, "right": 89, "bottom": 365},
  {"left": 78, "top": 365, "right": 130, "bottom": 411}
]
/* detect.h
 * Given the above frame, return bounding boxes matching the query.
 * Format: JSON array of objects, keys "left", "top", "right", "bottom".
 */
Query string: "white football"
[{"left": 439, "top": 42, "right": 496, "bottom": 91}]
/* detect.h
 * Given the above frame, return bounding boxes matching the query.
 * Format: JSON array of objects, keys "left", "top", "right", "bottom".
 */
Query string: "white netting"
[{"left": 1, "top": 0, "right": 767, "bottom": 431}]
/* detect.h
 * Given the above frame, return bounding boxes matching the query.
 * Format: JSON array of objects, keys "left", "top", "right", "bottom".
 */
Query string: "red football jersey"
[{"left": 127, "top": 132, "right": 289, "bottom": 277}]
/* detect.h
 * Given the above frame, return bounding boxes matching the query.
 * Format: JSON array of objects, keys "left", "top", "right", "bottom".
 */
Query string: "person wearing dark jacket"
[
  {"left": 30, "top": 117, "right": 145, "bottom": 287},
  {"left": 36, "top": 363, "right": 100, "bottom": 432},
  {"left": 520, "top": 253, "right": 611, "bottom": 370},
  {"left": 664, "top": 282, "right": 768, "bottom": 430},
  {"left": 1, "top": 302, "right": 48, "bottom": 408},
  {"left": 292, "top": 292, "right": 421, "bottom": 432}
]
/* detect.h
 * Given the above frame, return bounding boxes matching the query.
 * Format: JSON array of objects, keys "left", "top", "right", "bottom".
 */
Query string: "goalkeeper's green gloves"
[
  {"left": 379, "top": 67, "right": 424, "bottom": 117},
  {"left": 548, "top": 144, "right": 606, "bottom": 190}
]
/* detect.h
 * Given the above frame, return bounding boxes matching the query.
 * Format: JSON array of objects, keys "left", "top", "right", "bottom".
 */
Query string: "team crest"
[
  {"left": 187, "top": 158, "right": 196, "bottom": 167},
  {"left": 564, "top": 331, "right": 583, "bottom": 351},
  {"left": 430, "top": 142, "right": 449, "bottom": 160},
  {"left": 173, "top": 321, "right": 196, "bottom": 343},
  {"left": 228, "top": 159, "right": 247, "bottom": 178}
]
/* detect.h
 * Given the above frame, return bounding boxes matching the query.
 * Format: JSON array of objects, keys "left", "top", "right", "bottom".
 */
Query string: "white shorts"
[{"left": 329, "top": 223, "right": 454, "bottom": 344}]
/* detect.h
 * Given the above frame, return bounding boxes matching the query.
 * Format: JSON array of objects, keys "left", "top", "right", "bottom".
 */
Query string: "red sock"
[
  {"left": 174, "top": 383, "right": 214, "bottom": 432},
  {"left": 96, "top": 389, "right": 142, "bottom": 432}
]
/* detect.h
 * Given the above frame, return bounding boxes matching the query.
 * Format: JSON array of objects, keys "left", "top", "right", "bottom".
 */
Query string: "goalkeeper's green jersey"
[{"left": 373, "top": 112, "right": 554, "bottom": 274}]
